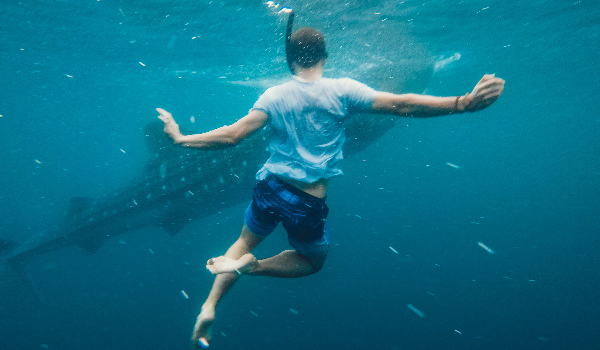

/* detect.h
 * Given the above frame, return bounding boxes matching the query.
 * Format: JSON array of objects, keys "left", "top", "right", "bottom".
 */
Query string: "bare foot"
[
  {"left": 191, "top": 306, "right": 214, "bottom": 349},
  {"left": 206, "top": 253, "right": 259, "bottom": 275}
]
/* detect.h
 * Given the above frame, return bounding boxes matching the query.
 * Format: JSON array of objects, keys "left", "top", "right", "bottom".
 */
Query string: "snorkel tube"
[{"left": 285, "top": 11, "right": 295, "bottom": 74}]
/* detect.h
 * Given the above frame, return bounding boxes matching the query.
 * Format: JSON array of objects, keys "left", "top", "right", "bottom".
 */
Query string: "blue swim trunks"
[{"left": 244, "top": 174, "right": 330, "bottom": 257}]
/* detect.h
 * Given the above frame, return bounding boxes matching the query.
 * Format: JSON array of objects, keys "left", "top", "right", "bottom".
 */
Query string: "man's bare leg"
[
  {"left": 191, "top": 226, "right": 264, "bottom": 347},
  {"left": 208, "top": 248, "right": 328, "bottom": 278}
]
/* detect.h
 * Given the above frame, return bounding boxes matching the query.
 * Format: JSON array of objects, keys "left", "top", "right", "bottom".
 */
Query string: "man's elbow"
[
  {"left": 224, "top": 127, "right": 243, "bottom": 146},
  {"left": 379, "top": 103, "right": 413, "bottom": 116},
  {"left": 372, "top": 93, "right": 414, "bottom": 116},
  {"left": 227, "top": 137, "right": 241, "bottom": 146}
]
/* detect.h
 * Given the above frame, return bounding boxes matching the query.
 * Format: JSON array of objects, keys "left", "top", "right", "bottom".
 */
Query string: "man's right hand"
[{"left": 156, "top": 108, "right": 183, "bottom": 142}]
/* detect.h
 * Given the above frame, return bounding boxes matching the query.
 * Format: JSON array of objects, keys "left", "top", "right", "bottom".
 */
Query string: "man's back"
[{"left": 253, "top": 77, "right": 376, "bottom": 183}]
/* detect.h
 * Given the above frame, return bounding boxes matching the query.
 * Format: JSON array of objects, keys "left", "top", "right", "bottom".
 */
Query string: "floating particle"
[
  {"left": 149, "top": 248, "right": 154, "bottom": 254},
  {"left": 133, "top": 200, "right": 138, "bottom": 205},
  {"left": 529, "top": 280, "right": 536, "bottom": 282},
  {"left": 181, "top": 290, "right": 189, "bottom": 299},
  {"left": 221, "top": 332, "right": 226, "bottom": 337},
  {"left": 454, "top": 329, "right": 462, "bottom": 335},
  {"left": 120, "top": 149, "right": 126, "bottom": 153},
  {"left": 389, "top": 246, "right": 399, "bottom": 254},
  {"left": 139, "top": 62, "right": 145, "bottom": 66},
  {"left": 355, "top": 214, "right": 362, "bottom": 219},
  {"left": 407, "top": 304, "right": 424, "bottom": 318},
  {"left": 446, "top": 162, "right": 461, "bottom": 169},
  {"left": 477, "top": 241, "right": 495, "bottom": 255},
  {"left": 289, "top": 308, "right": 298, "bottom": 315},
  {"left": 34, "top": 159, "right": 42, "bottom": 164},
  {"left": 64, "top": 74, "right": 73, "bottom": 78},
  {"left": 187, "top": 190, "right": 194, "bottom": 196},
  {"left": 250, "top": 311, "right": 258, "bottom": 317},
  {"left": 190, "top": 116, "right": 195, "bottom": 123},
  {"left": 40, "top": 345, "right": 49, "bottom": 349}
]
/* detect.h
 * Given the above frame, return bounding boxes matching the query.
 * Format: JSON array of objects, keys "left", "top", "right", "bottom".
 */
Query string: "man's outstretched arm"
[
  {"left": 371, "top": 74, "right": 505, "bottom": 117},
  {"left": 156, "top": 108, "right": 269, "bottom": 149}
]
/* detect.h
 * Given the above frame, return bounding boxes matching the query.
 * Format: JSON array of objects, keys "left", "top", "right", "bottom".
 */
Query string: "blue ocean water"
[{"left": 1, "top": 0, "right": 599, "bottom": 349}]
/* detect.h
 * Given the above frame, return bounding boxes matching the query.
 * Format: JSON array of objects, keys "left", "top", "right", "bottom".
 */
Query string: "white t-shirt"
[{"left": 252, "top": 76, "right": 377, "bottom": 183}]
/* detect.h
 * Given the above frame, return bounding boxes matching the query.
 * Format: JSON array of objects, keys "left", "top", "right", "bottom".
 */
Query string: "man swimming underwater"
[{"left": 157, "top": 12, "right": 504, "bottom": 349}]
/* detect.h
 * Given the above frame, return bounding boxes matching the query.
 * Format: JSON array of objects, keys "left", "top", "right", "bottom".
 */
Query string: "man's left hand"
[{"left": 464, "top": 74, "right": 505, "bottom": 112}]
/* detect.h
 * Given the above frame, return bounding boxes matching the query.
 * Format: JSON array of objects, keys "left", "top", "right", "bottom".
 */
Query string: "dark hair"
[{"left": 287, "top": 27, "right": 328, "bottom": 70}]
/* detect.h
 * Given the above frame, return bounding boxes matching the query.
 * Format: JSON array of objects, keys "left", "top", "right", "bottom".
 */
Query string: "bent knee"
[
  {"left": 310, "top": 259, "right": 326, "bottom": 273},
  {"left": 306, "top": 250, "right": 328, "bottom": 274}
]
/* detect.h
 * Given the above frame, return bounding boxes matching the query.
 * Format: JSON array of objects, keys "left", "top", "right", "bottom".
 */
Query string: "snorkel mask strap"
[{"left": 285, "top": 11, "right": 295, "bottom": 74}]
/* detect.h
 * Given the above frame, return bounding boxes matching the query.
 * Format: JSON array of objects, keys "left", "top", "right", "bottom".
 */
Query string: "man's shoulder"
[
  {"left": 264, "top": 78, "right": 297, "bottom": 93},
  {"left": 322, "top": 77, "right": 369, "bottom": 88}
]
